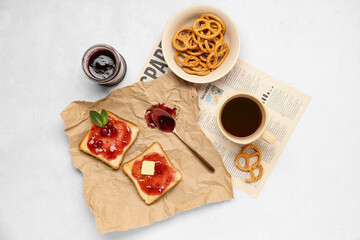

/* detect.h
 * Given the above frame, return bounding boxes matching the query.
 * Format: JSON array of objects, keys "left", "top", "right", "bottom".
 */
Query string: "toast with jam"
[
  {"left": 122, "top": 142, "right": 182, "bottom": 205},
  {"left": 79, "top": 111, "right": 139, "bottom": 169}
]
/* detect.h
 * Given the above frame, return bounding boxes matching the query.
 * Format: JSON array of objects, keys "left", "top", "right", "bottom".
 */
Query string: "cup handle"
[{"left": 261, "top": 131, "right": 276, "bottom": 144}]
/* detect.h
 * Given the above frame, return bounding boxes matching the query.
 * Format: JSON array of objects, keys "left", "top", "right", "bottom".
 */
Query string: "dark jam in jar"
[
  {"left": 88, "top": 50, "right": 116, "bottom": 79},
  {"left": 131, "top": 152, "right": 176, "bottom": 195},
  {"left": 145, "top": 103, "right": 177, "bottom": 128}
]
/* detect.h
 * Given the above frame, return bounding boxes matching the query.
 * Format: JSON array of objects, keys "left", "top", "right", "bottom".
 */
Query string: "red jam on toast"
[
  {"left": 131, "top": 152, "right": 177, "bottom": 195},
  {"left": 87, "top": 116, "right": 132, "bottom": 160}
]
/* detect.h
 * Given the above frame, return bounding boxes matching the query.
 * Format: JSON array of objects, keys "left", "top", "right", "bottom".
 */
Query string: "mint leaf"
[
  {"left": 100, "top": 109, "right": 109, "bottom": 126},
  {"left": 90, "top": 111, "right": 103, "bottom": 127}
]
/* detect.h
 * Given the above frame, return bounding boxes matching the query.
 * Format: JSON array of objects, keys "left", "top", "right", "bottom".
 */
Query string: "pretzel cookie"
[{"left": 245, "top": 162, "right": 263, "bottom": 183}]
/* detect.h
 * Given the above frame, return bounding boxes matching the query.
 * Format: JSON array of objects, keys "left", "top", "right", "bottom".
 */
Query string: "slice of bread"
[
  {"left": 122, "top": 142, "right": 182, "bottom": 205},
  {"left": 79, "top": 111, "right": 139, "bottom": 169}
]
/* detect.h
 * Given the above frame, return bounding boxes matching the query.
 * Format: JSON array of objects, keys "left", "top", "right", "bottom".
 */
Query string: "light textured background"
[{"left": 1, "top": 0, "right": 360, "bottom": 239}]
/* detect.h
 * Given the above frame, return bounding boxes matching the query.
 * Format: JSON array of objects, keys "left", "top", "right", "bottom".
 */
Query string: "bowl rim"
[{"left": 162, "top": 4, "right": 241, "bottom": 83}]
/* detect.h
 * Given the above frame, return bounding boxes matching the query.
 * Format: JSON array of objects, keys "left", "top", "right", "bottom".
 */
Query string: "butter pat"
[{"left": 141, "top": 161, "right": 155, "bottom": 175}]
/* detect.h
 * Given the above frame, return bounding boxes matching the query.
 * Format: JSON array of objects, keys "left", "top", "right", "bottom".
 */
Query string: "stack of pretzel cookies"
[
  {"left": 235, "top": 144, "right": 264, "bottom": 183},
  {"left": 172, "top": 13, "right": 229, "bottom": 76}
]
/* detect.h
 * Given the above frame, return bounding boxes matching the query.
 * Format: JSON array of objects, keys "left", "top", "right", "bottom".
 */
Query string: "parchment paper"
[{"left": 60, "top": 72, "right": 233, "bottom": 233}]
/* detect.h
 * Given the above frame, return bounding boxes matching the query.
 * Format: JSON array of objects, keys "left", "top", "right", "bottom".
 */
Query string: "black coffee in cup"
[{"left": 220, "top": 97, "right": 262, "bottom": 137}]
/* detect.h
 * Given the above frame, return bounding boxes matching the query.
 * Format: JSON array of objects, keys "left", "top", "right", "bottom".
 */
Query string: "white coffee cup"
[{"left": 217, "top": 93, "right": 276, "bottom": 145}]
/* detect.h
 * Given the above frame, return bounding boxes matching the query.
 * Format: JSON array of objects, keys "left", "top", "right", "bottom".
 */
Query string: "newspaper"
[{"left": 137, "top": 38, "right": 311, "bottom": 197}]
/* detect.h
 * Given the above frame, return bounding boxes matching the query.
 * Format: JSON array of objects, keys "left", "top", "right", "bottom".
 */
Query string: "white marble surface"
[{"left": 1, "top": 0, "right": 360, "bottom": 239}]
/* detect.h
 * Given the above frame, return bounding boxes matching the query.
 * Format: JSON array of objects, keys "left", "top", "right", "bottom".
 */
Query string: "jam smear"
[
  {"left": 151, "top": 108, "right": 176, "bottom": 132},
  {"left": 131, "top": 152, "right": 176, "bottom": 195},
  {"left": 87, "top": 116, "right": 132, "bottom": 160},
  {"left": 145, "top": 103, "right": 176, "bottom": 128}
]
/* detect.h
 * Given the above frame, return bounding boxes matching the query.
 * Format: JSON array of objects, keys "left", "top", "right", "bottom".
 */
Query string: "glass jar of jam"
[{"left": 82, "top": 44, "right": 127, "bottom": 86}]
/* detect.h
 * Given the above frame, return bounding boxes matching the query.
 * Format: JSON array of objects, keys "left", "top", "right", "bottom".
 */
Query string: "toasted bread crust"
[
  {"left": 79, "top": 111, "right": 139, "bottom": 169},
  {"left": 122, "top": 142, "right": 182, "bottom": 204}
]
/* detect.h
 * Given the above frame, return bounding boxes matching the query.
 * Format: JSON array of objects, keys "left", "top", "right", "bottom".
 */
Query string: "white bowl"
[{"left": 162, "top": 5, "right": 241, "bottom": 84}]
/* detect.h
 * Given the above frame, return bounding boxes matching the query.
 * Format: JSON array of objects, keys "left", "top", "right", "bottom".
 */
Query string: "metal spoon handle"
[{"left": 172, "top": 128, "right": 215, "bottom": 173}]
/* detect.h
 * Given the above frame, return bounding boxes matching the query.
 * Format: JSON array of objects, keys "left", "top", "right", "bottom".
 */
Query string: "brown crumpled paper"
[{"left": 60, "top": 72, "right": 233, "bottom": 233}]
